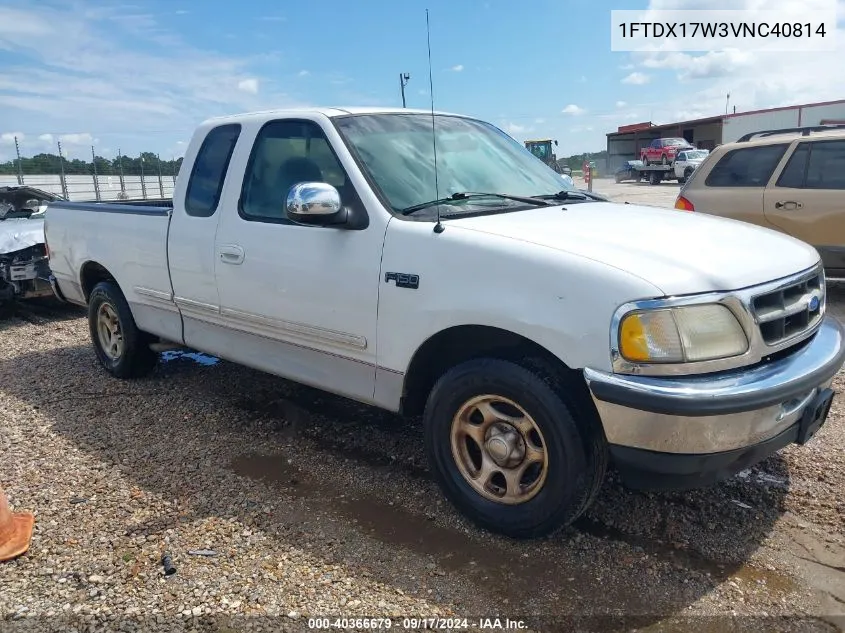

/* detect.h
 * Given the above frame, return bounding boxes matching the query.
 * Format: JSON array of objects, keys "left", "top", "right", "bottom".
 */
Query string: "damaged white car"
[{"left": 0, "top": 186, "right": 63, "bottom": 313}]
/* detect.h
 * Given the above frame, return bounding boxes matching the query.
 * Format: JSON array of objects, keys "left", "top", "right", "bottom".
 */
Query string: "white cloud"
[
  {"left": 237, "top": 78, "right": 259, "bottom": 94},
  {"left": 298, "top": 70, "right": 309, "bottom": 77},
  {"left": 503, "top": 121, "right": 532, "bottom": 135},
  {"left": 634, "top": 49, "right": 753, "bottom": 80},
  {"left": 175, "top": 9, "right": 189, "bottom": 15},
  {"left": 450, "top": 64, "right": 464, "bottom": 72},
  {"left": 534, "top": 118, "right": 545, "bottom": 124},
  {"left": 622, "top": 72, "right": 650, "bottom": 85},
  {"left": 60, "top": 133, "right": 95, "bottom": 145},
  {"left": 0, "top": 132, "right": 23, "bottom": 144},
  {"left": 38, "top": 133, "right": 53, "bottom": 143},
  {"left": 616, "top": 101, "right": 627, "bottom": 108},
  {"left": 561, "top": 104, "right": 586, "bottom": 115},
  {"left": 0, "top": 5, "right": 304, "bottom": 158},
  {"left": 614, "top": 0, "right": 845, "bottom": 129}
]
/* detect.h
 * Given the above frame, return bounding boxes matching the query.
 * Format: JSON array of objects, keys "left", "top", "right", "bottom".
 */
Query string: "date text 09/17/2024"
[{"left": 306, "top": 617, "right": 527, "bottom": 630}]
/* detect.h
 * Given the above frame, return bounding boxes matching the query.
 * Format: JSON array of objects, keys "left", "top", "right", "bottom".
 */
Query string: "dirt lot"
[{"left": 2, "top": 186, "right": 844, "bottom": 632}]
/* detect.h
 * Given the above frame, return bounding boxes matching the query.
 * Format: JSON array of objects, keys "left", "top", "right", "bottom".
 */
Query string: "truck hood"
[
  {"left": 0, "top": 217, "right": 45, "bottom": 254},
  {"left": 447, "top": 202, "right": 820, "bottom": 296}
]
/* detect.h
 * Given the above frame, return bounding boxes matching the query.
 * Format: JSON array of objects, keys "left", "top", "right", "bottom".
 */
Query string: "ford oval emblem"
[{"left": 809, "top": 296, "right": 820, "bottom": 311}]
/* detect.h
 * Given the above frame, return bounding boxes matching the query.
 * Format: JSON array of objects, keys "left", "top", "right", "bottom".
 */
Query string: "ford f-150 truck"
[{"left": 45, "top": 107, "right": 845, "bottom": 538}]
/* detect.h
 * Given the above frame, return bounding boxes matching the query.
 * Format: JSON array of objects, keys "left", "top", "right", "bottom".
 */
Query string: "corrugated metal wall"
[{"left": 723, "top": 102, "right": 845, "bottom": 142}]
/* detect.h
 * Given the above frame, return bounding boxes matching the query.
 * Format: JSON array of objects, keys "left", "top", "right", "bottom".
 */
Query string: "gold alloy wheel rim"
[
  {"left": 96, "top": 302, "right": 124, "bottom": 361},
  {"left": 450, "top": 394, "right": 549, "bottom": 505}
]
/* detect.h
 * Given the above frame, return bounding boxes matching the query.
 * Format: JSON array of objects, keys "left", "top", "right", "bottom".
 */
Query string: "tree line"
[
  {"left": 562, "top": 150, "right": 608, "bottom": 171},
  {"left": 0, "top": 151, "right": 184, "bottom": 177}
]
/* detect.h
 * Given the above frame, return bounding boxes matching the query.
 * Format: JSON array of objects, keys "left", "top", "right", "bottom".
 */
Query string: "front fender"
[{"left": 376, "top": 220, "right": 663, "bottom": 377}]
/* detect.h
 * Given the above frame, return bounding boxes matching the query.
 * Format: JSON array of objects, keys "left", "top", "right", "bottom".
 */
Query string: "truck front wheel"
[
  {"left": 423, "top": 358, "right": 606, "bottom": 538},
  {"left": 88, "top": 281, "right": 158, "bottom": 379}
]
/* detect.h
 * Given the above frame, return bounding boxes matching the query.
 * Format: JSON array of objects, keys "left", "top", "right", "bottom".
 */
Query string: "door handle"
[
  {"left": 217, "top": 244, "right": 245, "bottom": 265},
  {"left": 775, "top": 201, "right": 802, "bottom": 210}
]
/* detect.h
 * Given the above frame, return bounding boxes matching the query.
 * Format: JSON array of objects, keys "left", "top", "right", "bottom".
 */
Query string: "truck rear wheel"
[
  {"left": 88, "top": 281, "right": 158, "bottom": 379},
  {"left": 423, "top": 358, "right": 607, "bottom": 538}
]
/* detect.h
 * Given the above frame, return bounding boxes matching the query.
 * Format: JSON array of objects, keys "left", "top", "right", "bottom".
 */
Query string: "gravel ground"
[{"left": 2, "top": 187, "right": 845, "bottom": 632}]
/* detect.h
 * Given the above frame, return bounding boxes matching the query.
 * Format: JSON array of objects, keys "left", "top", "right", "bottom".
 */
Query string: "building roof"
[
  {"left": 607, "top": 98, "right": 845, "bottom": 138},
  {"left": 607, "top": 115, "right": 721, "bottom": 137}
]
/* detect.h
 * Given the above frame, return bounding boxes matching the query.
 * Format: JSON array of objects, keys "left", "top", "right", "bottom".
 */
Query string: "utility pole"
[
  {"left": 13, "top": 136, "right": 23, "bottom": 185},
  {"left": 399, "top": 73, "right": 410, "bottom": 108},
  {"left": 725, "top": 92, "right": 730, "bottom": 115}
]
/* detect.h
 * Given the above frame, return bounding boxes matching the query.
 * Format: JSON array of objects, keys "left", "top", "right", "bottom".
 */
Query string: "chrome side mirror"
[{"left": 286, "top": 182, "right": 346, "bottom": 226}]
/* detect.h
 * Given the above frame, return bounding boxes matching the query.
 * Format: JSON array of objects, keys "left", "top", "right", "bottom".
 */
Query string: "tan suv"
[{"left": 675, "top": 126, "right": 845, "bottom": 279}]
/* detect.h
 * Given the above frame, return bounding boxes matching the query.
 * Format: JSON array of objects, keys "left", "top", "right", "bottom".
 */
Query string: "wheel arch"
[
  {"left": 400, "top": 324, "right": 596, "bottom": 423},
  {"left": 79, "top": 260, "right": 119, "bottom": 302}
]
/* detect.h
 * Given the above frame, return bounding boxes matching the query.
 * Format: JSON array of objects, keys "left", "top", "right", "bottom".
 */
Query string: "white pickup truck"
[
  {"left": 45, "top": 107, "right": 845, "bottom": 538},
  {"left": 673, "top": 148, "right": 709, "bottom": 183}
]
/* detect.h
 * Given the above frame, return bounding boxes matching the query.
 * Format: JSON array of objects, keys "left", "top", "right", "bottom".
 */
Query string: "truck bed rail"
[{"left": 48, "top": 199, "right": 172, "bottom": 216}]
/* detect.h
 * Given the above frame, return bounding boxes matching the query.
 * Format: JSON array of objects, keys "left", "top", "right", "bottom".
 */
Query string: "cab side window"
[
  {"left": 239, "top": 120, "right": 354, "bottom": 222},
  {"left": 184, "top": 124, "right": 241, "bottom": 218}
]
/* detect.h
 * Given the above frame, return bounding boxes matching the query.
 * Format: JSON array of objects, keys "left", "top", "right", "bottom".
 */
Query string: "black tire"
[
  {"left": 678, "top": 176, "right": 687, "bottom": 184},
  {"left": 88, "top": 281, "right": 158, "bottom": 378},
  {"left": 423, "top": 358, "right": 607, "bottom": 538}
]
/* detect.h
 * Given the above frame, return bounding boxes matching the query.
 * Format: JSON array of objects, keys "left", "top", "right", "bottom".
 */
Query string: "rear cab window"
[
  {"left": 184, "top": 124, "right": 241, "bottom": 217},
  {"left": 704, "top": 143, "right": 789, "bottom": 187}
]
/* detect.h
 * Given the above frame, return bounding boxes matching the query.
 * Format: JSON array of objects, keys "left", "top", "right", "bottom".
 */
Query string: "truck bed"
[{"left": 45, "top": 199, "right": 177, "bottom": 340}]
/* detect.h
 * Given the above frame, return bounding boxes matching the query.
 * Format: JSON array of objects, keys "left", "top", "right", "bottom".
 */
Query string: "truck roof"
[{"left": 202, "top": 106, "right": 469, "bottom": 126}]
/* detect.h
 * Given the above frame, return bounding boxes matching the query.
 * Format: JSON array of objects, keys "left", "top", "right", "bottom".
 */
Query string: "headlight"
[{"left": 618, "top": 304, "right": 748, "bottom": 363}]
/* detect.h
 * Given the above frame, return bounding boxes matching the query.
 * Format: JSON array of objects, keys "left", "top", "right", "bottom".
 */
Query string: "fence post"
[
  {"left": 140, "top": 156, "right": 147, "bottom": 199},
  {"left": 157, "top": 153, "right": 164, "bottom": 198},
  {"left": 14, "top": 136, "right": 23, "bottom": 185},
  {"left": 57, "top": 140, "right": 68, "bottom": 200},
  {"left": 91, "top": 145, "right": 101, "bottom": 201},
  {"left": 117, "top": 148, "right": 126, "bottom": 199}
]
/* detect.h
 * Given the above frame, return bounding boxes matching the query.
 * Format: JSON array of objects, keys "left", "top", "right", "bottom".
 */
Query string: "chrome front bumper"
[{"left": 583, "top": 316, "right": 845, "bottom": 486}]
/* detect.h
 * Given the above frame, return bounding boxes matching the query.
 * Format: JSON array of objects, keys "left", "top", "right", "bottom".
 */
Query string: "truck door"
[
  {"left": 211, "top": 117, "right": 387, "bottom": 405},
  {"left": 763, "top": 139, "right": 845, "bottom": 277},
  {"left": 167, "top": 123, "right": 241, "bottom": 348}
]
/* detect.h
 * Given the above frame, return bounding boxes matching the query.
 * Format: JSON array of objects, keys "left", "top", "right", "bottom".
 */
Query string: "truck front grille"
[{"left": 751, "top": 269, "right": 824, "bottom": 346}]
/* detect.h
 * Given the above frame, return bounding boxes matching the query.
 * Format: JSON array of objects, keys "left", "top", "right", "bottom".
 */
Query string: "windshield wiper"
[
  {"left": 531, "top": 190, "right": 597, "bottom": 202},
  {"left": 401, "top": 192, "right": 552, "bottom": 216}
]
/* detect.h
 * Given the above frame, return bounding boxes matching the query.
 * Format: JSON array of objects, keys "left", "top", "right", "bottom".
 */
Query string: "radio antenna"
[{"left": 426, "top": 9, "right": 444, "bottom": 234}]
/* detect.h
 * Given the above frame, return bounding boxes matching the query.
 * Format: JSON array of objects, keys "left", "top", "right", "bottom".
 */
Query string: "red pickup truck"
[{"left": 640, "top": 137, "right": 694, "bottom": 165}]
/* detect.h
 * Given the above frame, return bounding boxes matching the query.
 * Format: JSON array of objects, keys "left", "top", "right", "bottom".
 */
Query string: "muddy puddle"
[{"left": 227, "top": 450, "right": 801, "bottom": 622}]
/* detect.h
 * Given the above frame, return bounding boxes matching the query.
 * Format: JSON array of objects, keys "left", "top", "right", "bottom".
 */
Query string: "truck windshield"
[{"left": 333, "top": 113, "right": 577, "bottom": 216}]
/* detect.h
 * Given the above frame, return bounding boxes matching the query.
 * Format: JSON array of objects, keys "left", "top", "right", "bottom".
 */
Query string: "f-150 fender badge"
[{"left": 384, "top": 272, "right": 420, "bottom": 289}]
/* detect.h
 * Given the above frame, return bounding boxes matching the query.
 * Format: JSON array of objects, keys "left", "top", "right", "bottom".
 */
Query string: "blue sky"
[{"left": 1, "top": 0, "right": 843, "bottom": 162}]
